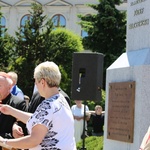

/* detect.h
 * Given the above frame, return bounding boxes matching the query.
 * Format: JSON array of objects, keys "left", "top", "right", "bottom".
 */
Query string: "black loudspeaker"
[{"left": 71, "top": 52, "right": 104, "bottom": 101}]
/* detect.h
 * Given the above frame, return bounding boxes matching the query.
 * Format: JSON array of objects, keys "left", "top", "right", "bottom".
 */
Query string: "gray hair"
[
  {"left": 8, "top": 71, "right": 18, "bottom": 83},
  {"left": 34, "top": 61, "right": 61, "bottom": 87}
]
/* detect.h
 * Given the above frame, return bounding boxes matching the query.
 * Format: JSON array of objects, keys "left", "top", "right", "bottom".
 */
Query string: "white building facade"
[{"left": 0, "top": 0, "right": 127, "bottom": 37}]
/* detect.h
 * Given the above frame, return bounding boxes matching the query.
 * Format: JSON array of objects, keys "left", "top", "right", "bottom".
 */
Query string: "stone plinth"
[
  {"left": 127, "top": 0, "right": 150, "bottom": 51},
  {"left": 104, "top": 49, "right": 150, "bottom": 150},
  {"left": 104, "top": 0, "right": 150, "bottom": 149}
]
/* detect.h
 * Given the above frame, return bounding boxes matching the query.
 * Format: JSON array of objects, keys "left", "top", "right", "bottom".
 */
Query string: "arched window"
[
  {"left": 20, "top": 14, "right": 32, "bottom": 27},
  {"left": 81, "top": 30, "right": 88, "bottom": 38},
  {"left": 81, "top": 14, "right": 91, "bottom": 38},
  {"left": 20, "top": 14, "right": 32, "bottom": 32},
  {"left": 0, "top": 16, "right": 6, "bottom": 33},
  {"left": 52, "top": 14, "right": 66, "bottom": 28}
]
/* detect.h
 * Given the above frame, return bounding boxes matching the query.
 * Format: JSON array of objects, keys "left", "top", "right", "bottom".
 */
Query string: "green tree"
[
  {"left": 8, "top": 3, "right": 55, "bottom": 97},
  {"left": 9, "top": 3, "right": 83, "bottom": 97},
  {"left": 0, "top": 8, "right": 14, "bottom": 71},
  {"left": 49, "top": 28, "right": 83, "bottom": 95},
  {"left": 78, "top": 0, "right": 126, "bottom": 88}
]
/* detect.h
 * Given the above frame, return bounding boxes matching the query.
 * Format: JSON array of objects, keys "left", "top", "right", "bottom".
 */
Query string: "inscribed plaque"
[{"left": 107, "top": 81, "right": 135, "bottom": 143}]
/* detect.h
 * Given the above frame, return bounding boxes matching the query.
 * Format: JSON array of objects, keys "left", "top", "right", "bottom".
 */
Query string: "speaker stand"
[{"left": 80, "top": 100, "right": 87, "bottom": 150}]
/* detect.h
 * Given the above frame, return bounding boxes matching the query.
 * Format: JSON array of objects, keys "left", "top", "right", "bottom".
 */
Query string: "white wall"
[{"left": 0, "top": 0, "right": 127, "bottom": 36}]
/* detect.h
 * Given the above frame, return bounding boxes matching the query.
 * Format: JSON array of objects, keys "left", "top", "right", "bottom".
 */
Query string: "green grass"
[{"left": 76, "top": 136, "right": 104, "bottom": 150}]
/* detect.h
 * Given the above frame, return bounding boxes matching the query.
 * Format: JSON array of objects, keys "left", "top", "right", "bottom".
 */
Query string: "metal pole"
[{"left": 80, "top": 100, "right": 87, "bottom": 150}]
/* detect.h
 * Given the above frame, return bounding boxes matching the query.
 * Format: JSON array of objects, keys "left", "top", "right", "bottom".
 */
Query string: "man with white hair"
[
  {"left": 7, "top": 71, "right": 24, "bottom": 100},
  {"left": 0, "top": 72, "right": 26, "bottom": 144}
]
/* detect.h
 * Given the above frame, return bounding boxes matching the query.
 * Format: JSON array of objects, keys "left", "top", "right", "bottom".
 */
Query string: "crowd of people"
[
  {"left": 0, "top": 61, "right": 105, "bottom": 150},
  {"left": 71, "top": 101, "right": 105, "bottom": 143}
]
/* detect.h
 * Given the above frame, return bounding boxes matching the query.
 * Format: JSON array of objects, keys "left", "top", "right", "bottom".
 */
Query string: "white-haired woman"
[{"left": 0, "top": 61, "right": 76, "bottom": 150}]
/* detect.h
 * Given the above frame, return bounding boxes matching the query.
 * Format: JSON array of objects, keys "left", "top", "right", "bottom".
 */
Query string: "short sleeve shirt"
[{"left": 26, "top": 93, "right": 76, "bottom": 150}]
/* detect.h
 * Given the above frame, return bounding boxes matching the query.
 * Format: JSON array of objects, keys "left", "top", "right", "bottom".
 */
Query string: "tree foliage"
[
  {"left": 49, "top": 28, "right": 83, "bottom": 95},
  {"left": 8, "top": 3, "right": 54, "bottom": 97},
  {"left": 0, "top": 7, "right": 15, "bottom": 71},
  {"left": 78, "top": 0, "right": 126, "bottom": 88},
  {"left": 77, "top": 136, "right": 104, "bottom": 150},
  {"left": 7, "top": 3, "right": 83, "bottom": 97}
]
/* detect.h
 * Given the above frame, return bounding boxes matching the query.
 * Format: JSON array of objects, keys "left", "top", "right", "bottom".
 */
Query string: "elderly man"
[
  {"left": 0, "top": 62, "right": 76, "bottom": 150},
  {"left": 0, "top": 72, "right": 26, "bottom": 142},
  {"left": 7, "top": 71, "right": 24, "bottom": 100}
]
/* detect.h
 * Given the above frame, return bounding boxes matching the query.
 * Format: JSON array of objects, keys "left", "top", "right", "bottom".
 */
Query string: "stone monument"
[{"left": 104, "top": 0, "right": 150, "bottom": 150}]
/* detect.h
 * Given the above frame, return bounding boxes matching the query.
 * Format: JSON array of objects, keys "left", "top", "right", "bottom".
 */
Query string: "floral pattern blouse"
[{"left": 26, "top": 93, "right": 76, "bottom": 150}]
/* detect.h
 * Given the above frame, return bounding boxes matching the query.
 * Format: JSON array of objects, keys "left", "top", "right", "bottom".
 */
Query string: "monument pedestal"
[
  {"left": 104, "top": 49, "right": 150, "bottom": 150},
  {"left": 104, "top": 0, "right": 150, "bottom": 149}
]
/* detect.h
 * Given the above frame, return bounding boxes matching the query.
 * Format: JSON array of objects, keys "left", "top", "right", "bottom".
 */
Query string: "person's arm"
[
  {"left": 0, "top": 104, "right": 32, "bottom": 124},
  {"left": 16, "top": 92, "right": 24, "bottom": 100},
  {"left": 86, "top": 110, "right": 105, "bottom": 115},
  {"left": 0, "top": 124, "right": 48, "bottom": 149},
  {"left": 85, "top": 106, "right": 90, "bottom": 121},
  {"left": 12, "top": 123, "right": 24, "bottom": 138},
  {"left": 73, "top": 115, "right": 84, "bottom": 120},
  {"left": 139, "top": 127, "right": 150, "bottom": 150},
  {"left": 87, "top": 110, "right": 95, "bottom": 114}
]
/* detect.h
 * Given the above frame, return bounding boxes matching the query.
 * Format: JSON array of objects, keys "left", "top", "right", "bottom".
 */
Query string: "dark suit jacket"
[
  {"left": 28, "top": 88, "right": 70, "bottom": 113},
  {"left": 23, "top": 89, "right": 70, "bottom": 135},
  {"left": 59, "top": 88, "right": 70, "bottom": 106},
  {"left": 27, "top": 91, "right": 45, "bottom": 113},
  {"left": 0, "top": 93, "right": 26, "bottom": 138}
]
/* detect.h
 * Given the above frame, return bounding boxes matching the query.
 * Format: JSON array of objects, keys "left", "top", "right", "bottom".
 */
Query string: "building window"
[
  {"left": 81, "top": 14, "right": 91, "bottom": 38},
  {"left": 52, "top": 14, "right": 66, "bottom": 28},
  {"left": 81, "top": 30, "right": 88, "bottom": 38},
  {"left": 0, "top": 16, "right": 6, "bottom": 33},
  {"left": 20, "top": 14, "right": 32, "bottom": 31}
]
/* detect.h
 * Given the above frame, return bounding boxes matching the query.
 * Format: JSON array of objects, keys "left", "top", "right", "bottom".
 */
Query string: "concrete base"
[{"left": 103, "top": 48, "right": 150, "bottom": 150}]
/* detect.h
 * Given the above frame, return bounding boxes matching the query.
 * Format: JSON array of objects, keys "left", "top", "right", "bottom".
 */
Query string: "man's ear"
[{"left": 41, "top": 78, "right": 46, "bottom": 86}]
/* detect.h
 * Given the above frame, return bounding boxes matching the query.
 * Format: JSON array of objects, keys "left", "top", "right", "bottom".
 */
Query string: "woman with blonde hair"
[{"left": 0, "top": 61, "right": 76, "bottom": 150}]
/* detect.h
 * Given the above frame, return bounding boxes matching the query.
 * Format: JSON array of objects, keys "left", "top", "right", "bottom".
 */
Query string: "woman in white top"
[
  {"left": 0, "top": 61, "right": 76, "bottom": 150},
  {"left": 71, "top": 100, "right": 89, "bottom": 143}
]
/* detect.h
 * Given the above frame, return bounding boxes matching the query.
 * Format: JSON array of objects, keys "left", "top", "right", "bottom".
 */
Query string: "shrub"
[{"left": 76, "top": 136, "right": 104, "bottom": 150}]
